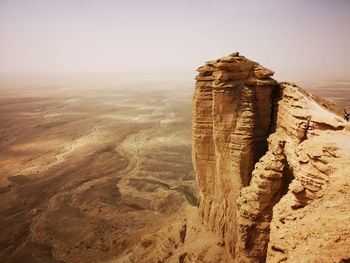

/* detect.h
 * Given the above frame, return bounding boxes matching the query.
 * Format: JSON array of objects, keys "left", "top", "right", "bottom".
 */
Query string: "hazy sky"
[{"left": 0, "top": 0, "right": 349, "bottom": 80}]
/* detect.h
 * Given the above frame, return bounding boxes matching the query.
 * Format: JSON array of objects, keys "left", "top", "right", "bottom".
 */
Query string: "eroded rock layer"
[
  {"left": 127, "top": 53, "right": 350, "bottom": 263},
  {"left": 192, "top": 53, "right": 350, "bottom": 262},
  {"left": 193, "top": 53, "right": 278, "bottom": 259}
]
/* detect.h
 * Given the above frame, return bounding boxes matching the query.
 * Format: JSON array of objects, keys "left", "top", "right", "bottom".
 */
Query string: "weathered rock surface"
[
  {"left": 193, "top": 53, "right": 279, "bottom": 260},
  {"left": 127, "top": 53, "right": 350, "bottom": 263}
]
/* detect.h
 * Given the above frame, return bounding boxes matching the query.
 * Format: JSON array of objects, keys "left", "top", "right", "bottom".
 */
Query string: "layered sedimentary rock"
[
  {"left": 128, "top": 53, "right": 349, "bottom": 263},
  {"left": 193, "top": 53, "right": 278, "bottom": 259},
  {"left": 192, "top": 53, "right": 350, "bottom": 262}
]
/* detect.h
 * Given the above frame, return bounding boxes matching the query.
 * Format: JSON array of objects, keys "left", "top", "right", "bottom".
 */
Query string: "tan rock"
[
  {"left": 229, "top": 51, "right": 240, "bottom": 57},
  {"left": 192, "top": 53, "right": 349, "bottom": 262},
  {"left": 128, "top": 52, "right": 350, "bottom": 263},
  {"left": 253, "top": 64, "right": 275, "bottom": 79}
]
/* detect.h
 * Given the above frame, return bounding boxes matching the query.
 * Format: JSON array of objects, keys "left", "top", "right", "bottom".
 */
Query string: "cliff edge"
[{"left": 126, "top": 53, "right": 350, "bottom": 263}]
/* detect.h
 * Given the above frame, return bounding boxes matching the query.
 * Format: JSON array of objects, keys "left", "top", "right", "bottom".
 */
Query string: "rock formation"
[
  {"left": 127, "top": 53, "right": 350, "bottom": 263},
  {"left": 193, "top": 53, "right": 279, "bottom": 260}
]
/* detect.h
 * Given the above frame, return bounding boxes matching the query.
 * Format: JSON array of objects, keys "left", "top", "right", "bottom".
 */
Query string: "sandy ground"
[
  {"left": 0, "top": 78, "right": 196, "bottom": 263},
  {"left": 0, "top": 76, "right": 349, "bottom": 263}
]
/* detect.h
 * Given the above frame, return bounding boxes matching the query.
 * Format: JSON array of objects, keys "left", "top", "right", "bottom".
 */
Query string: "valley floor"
[{"left": 0, "top": 79, "right": 196, "bottom": 262}]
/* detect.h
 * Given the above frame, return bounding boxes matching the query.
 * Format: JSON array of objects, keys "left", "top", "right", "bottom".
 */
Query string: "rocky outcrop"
[
  {"left": 193, "top": 53, "right": 278, "bottom": 259},
  {"left": 192, "top": 53, "right": 349, "bottom": 262},
  {"left": 127, "top": 52, "right": 350, "bottom": 263}
]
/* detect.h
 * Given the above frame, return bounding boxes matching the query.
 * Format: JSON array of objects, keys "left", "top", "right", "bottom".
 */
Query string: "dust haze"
[
  {"left": 0, "top": 76, "right": 197, "bottom": 262},
  {"left": 0, "top": 73, "right": 349, "bottom": 262}
]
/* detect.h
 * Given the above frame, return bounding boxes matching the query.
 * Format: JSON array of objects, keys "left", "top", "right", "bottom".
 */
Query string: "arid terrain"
[
  {"left": 124, "top": 54, "right": 350, "bottom": 263},
  {"left": 0, "top": 77, "right": 196, "bottom": 262},
  {"left": 0, "top": 74, "right": 349, "bottom": 263}
]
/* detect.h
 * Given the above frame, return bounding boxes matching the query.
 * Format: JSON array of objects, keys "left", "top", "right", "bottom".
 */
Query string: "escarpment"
[
  {"left": 192, "top": 53, "right": 350, "bottom": 262},
  {"left": 193, "top": 53, "right": 278, "bottom": 258},
  {"left": 127, "top": 53, "right": 349, "bottom": 263}
]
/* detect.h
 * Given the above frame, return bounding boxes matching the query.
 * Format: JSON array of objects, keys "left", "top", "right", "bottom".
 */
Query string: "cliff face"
[
  {"left": 192, "top": 53, "right": 350, "bottom": 262},
  {"left": 127, "top": 53, "right": 350, "bottom": 263},
  {"left": 193, "top": 53, "right": 278, "bottom": 258}
]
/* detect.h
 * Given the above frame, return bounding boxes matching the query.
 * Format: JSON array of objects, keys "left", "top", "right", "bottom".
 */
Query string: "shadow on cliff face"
[
  {"left": 270, "top": 85, "right": 295, "bottom": 196},
  {"left": 270, "top": 84, "right": 283, "bottom": 135},
  {"left": 281, "top": 161, "right": 294, "bottom": 196}
]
